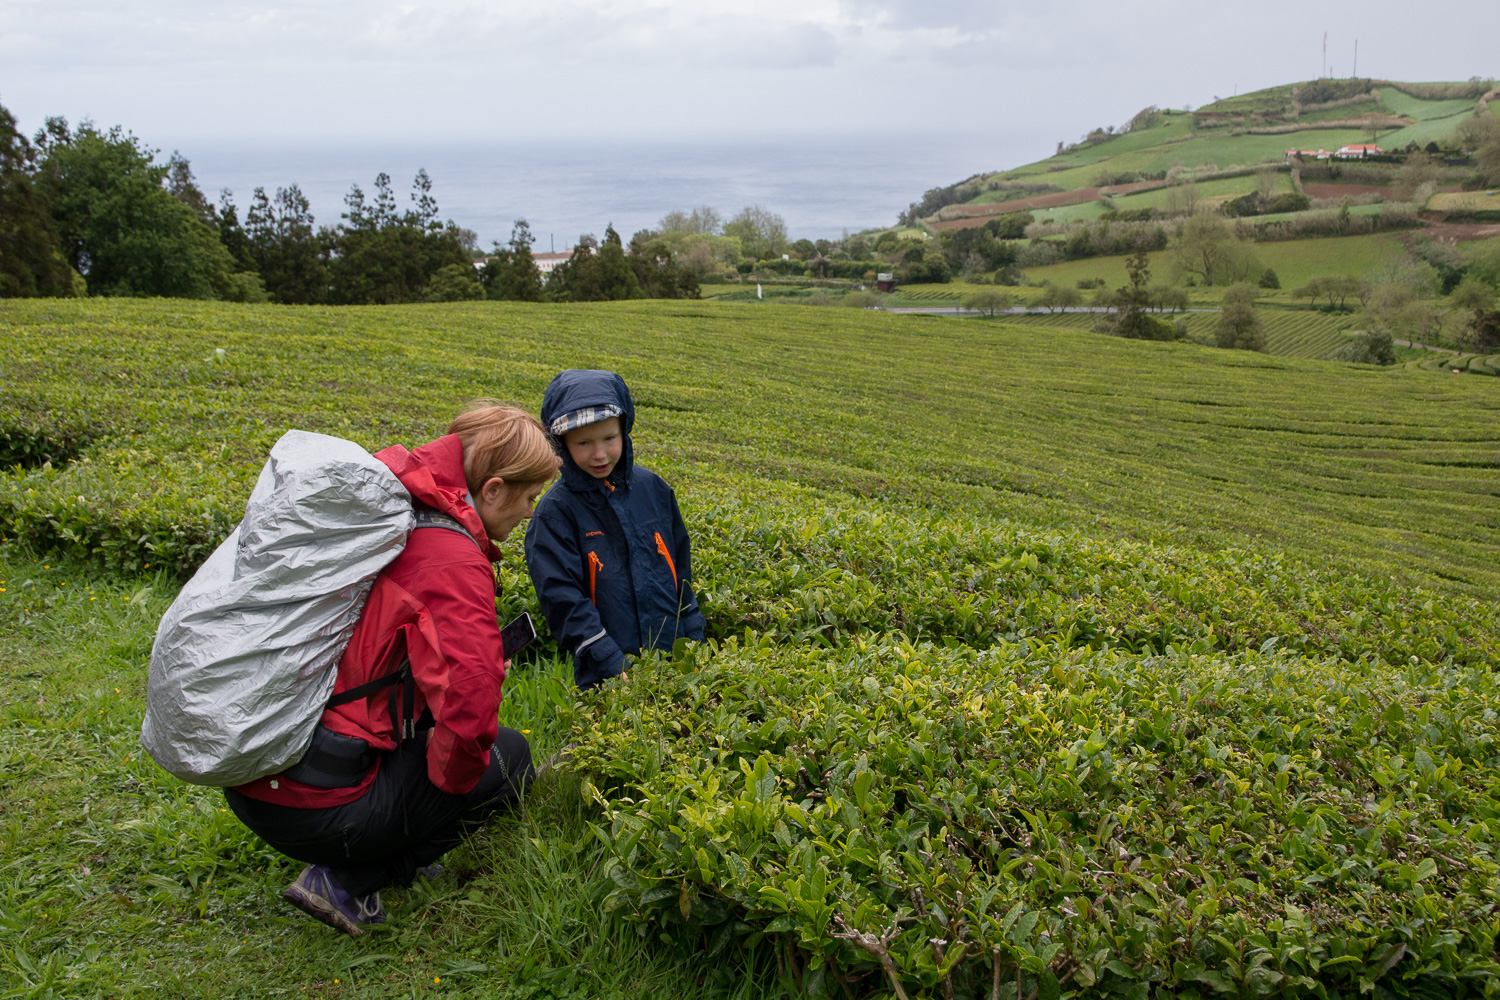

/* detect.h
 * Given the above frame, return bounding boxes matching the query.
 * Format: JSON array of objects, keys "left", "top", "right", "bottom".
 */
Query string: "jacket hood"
[
  {"left": 374, "top": 434, "right": 501, "bottom": 561},
  {"left": 539, "top": 370, "right": 635, "bottom": 491}
]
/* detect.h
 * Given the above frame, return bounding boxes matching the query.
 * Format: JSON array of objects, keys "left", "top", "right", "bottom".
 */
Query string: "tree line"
[{"left": 0, "top": 101, "right": 698, "bottom": 304}]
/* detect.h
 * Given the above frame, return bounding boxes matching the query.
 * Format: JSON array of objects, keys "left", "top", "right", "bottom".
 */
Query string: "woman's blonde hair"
[{"left": 448, "top": 400, "right": 560, "bottom": 497}]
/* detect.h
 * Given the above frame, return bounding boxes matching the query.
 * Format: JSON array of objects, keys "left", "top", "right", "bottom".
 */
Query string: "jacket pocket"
[{"left": 654, "top": 531, "right": 678, "bottom": 590}]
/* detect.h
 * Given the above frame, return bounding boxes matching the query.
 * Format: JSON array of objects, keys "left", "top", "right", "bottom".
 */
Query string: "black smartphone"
[{"left": 499, "top": 612, "right": 537, "bottom": 660}]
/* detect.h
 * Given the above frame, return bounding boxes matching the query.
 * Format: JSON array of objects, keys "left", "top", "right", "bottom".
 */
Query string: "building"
[
  {"left": 532, "top": 251, "right": 574, "bottom": 277},
  {"left": 1284, "top": 149, "right": 1332, "bottom": 161},
  {"left": 470, "top": 249, "right": 581, "bottom": 278},
  {"left": 876, "top": 272, "right": 896, "bottom": 293},
  {"left": 1334, "top": 144, "right": 1383, "bottom": 159}
]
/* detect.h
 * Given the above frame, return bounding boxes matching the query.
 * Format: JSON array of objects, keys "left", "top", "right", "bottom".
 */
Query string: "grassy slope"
[
  {"left": 963, "top": 85, "right": 1480, "bottom": 216},
  {"left": 5, "top": 300, "right": 1500, "bottom": 997},
  {"left": 1014, "top": 233, "right": 1403, "bottom": 293}
]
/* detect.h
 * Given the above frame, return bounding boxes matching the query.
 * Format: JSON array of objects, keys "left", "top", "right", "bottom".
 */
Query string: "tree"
[
  {"left": 483, "top": 219, "right": 544, "bottom": 302},
  {"left": 546, "top": 228, "right": 642, "bottom": 302},
  {"left": 1214, "top": 283, "right": 1266, "bottom": 351},
  {"left": 35, "top": 118, "right": 237, "bottom": 298},
  {"left": 1456, "top": 115, "right": 1500, "bottom": 186},
  {"left": 1098, "top": 244, "right": 1177, "bottom": 340},
  {"left": 1461, "top": 308, "right": 1500, "bottom": 352},
  {"left": 962, "top": 289, "right": 1011, "bottom": 316},
  {"left": 806, "top": 246, "right": 833, "bottom": 280},
  {"left": 1035, "top": 283, "right": 1082, "bottom": 312},
  {"left": 0, "top": 101, "right": 77, "bottom": 297},
  {"left": 658, "top": 206, "right": 721, "bottom": 236},
  {"left": 1331, "top": 330, "right": 1396, "bottom": 365},
  {"left": 245, "top": 184, "right": 329, "bottom": 304},
  {"left": 424, "top": 262, "right": 484, "bottom": 302},
  {"left": 1258, "top": 268, "right": 1280, "bottom": 290},
  {"left": 1148, "top": 285, "right": 1189, "bottom": 313},
  {"left": 326, "top": 171, "right": 472, "bottom": 304},
  {"left": 596, "top": 225, "right": 642, "bottom": 300},
  {"left": 1170, "top": 214, "right": 1261, "bottom": 287},
  {"left": 724, "top": 205, "right": 788, "bottom": 259},
  {"left": 627, "top": 234, "right": 699, "bottom": 300},
  {"left": 214, "top": 190, "right": 257, "bottom": 273},
  {"left": 165, "top": 152, "right": 214, "bottom": 223},
  {"left": 1450, "top": 275, "right": 1496, "bottom": 314}
]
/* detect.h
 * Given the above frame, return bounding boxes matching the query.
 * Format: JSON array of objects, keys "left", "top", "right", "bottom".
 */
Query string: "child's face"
[{"left": 564, "top": 417, "right": 623, "bottom": 479}]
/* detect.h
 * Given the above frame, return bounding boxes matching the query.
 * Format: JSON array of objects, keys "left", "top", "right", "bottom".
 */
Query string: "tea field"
[
  {"left": 998, "top": 311, "right": 1356, "bottom": 360},
  {"left": 3, "top": 298, "right": 1500, "bottom": 999}
]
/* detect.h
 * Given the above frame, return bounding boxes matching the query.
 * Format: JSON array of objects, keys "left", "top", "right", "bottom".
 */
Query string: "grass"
[
  {"left": 1015, "top": 233, "right": 1403, "bottom": 293},
  {"left": 1431, "top": 191, "right": 1500, "bottom": 212},
  {"left": 4, "top": 298, "right": 1500, "bottom": 996},
  {"left": 0, "top": 546, "right": 755, "bottom": 999},
  {"left": 1374, "top": 89, "right": 1476, "bottom": 122}
]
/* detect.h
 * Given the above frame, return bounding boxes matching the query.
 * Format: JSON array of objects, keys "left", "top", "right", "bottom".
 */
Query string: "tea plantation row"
[
  {"left": 995, "top": 311, "right": 1355, "bottom": 360},
  {"left": 3, "top": 298, "right": 1499, "bottom": 997},
  {"left": 3, "top": 298, "right": 1497, "bottom": 594}
]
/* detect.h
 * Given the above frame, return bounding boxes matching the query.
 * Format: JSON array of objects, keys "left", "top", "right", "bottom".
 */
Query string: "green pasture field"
[
  {"left": 995, "top": 310, "right": 1357, "bottom": 360},
  {"left": 1374, "top": 89, "right": 1476, "bottom": 123},
  {"left": 992, "top": 123, "right": 1376, "bottom": 195},
  {"left": 1295, "top": 102, "right": 1384, "bottom": 124},
  {"left": 1017, "top": 233, "right": 1404, "bottom": 295},
  {"left": 1379, "top": 115, "right": 1476, "bottom": 149},
  {"left": 1196, "top": 87, "right": 1298, "bottom": 116},
  {"left": 4, "top": 299, "right": 1500, "bottom": 998},
  {"left": 996, "top": 115, "right": 1198, "bottom": 182}
]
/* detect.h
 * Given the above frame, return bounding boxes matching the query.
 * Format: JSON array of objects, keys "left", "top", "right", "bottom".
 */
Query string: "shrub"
[
  {"left": 1264, "top": 192, "right": 1311, "bottom": 214},
  {"left": 1015, "top": 241, "right": 1061, "bottom": 268},
  {"left": 1215, "top": 283, "right": 1266, "bottom": 351},
  {"left": 1331, "top": 330, "right": 1396, "bottom": 364},
  {"left": 1259, "top": 268, "right": 1281, "bottom": 289}
]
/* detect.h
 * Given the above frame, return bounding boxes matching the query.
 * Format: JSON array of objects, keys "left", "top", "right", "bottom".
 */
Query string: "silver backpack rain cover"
[{"left": 141, "top": 430, "right": 414, "bottom": 786}]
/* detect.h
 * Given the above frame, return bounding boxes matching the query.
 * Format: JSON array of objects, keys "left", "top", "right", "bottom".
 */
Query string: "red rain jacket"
[{"left": 232, "top": 434, "right": 508, "bottom": 807}]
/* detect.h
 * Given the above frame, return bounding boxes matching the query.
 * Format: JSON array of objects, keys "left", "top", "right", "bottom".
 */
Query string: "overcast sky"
[{"left": 3, "top": 0, "right": 1495, "bottom": 149}]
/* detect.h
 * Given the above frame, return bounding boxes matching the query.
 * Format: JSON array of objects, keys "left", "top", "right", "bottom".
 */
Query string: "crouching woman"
[{"left": 224, "top": 403, "right": 560, "bottom": 936}]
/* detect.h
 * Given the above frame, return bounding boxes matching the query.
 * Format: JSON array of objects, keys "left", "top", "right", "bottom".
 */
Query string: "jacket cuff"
[{"left": 575, "top": 635, "right": 626, "bottom": 690}]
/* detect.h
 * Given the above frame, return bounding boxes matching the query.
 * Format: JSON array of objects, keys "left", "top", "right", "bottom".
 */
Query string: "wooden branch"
[{"left": 831, "top": 915, "right": 912, "bottom": 1000}]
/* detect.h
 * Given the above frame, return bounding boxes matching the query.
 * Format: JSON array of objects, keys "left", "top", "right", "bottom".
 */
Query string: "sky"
[{"left": 3, "top": 0, "right": 1496, "bottom": 148}]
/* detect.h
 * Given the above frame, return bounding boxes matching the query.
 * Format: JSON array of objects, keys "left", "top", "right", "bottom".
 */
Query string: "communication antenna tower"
[{"left": 1322, "top": 32, "right": 1327, "bottom": 79}]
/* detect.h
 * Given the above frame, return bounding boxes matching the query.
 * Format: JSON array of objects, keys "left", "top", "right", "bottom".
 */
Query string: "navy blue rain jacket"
[{"left": 525, "top": 370, "right": 706, "bottom": 688}]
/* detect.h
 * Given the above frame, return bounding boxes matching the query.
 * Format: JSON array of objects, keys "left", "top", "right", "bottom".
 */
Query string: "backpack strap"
[
  {"left": 413, "top": 507, "right": 485, "bottom": 552},
  {"left": 316, "top": 507, "right": 482, "bottom": 742}
]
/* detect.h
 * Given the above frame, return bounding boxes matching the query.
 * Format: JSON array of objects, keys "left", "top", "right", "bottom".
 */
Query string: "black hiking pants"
[{"left": 224, "top": 727, "right": 533, "bottom": 896}]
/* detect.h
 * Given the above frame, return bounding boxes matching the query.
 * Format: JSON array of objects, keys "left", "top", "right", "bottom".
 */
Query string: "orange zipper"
[
  {"left": 588, "top": 550, "right": 603, "bottom": 604},
  {"left": 654, "top": 531, "right": 678, "bottom": 589}
]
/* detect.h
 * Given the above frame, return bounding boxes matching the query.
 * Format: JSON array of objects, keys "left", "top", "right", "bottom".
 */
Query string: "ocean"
[{"left": 176, "top": 131, "right": 1053, "bottom": 251}]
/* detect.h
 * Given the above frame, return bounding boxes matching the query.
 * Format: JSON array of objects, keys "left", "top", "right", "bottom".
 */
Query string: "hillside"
[
  {"left": 3, "top": 298, "right": 1499, "bottom": 997},
  {"left": 913, "top": 78, "right": 1496, "bottom": 232}
]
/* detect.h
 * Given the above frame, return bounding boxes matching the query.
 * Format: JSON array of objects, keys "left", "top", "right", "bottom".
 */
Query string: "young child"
[{"left": 525, "top": 369, "right": 706, "bottom": 688}]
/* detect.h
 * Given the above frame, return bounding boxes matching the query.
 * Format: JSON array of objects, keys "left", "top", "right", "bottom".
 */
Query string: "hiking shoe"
[
  {"left": 415, "top": 863, "right": 444, "bottom": 880},
  {"left": 281, "top": 865, "right": 386, "bottom": 937}
]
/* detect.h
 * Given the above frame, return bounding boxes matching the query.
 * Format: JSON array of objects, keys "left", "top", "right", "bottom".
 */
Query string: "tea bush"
[
  {"left": 571, "top": 633, "right": 1500, "bottom": 998},
  {"left": 3, "top": 298, "right": 1499, "bottom": 996}
]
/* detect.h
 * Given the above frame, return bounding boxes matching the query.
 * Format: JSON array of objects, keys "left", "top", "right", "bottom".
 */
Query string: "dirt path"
[{"left": 1404, "top": 215, "right": 1500, "bottom": 244}]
